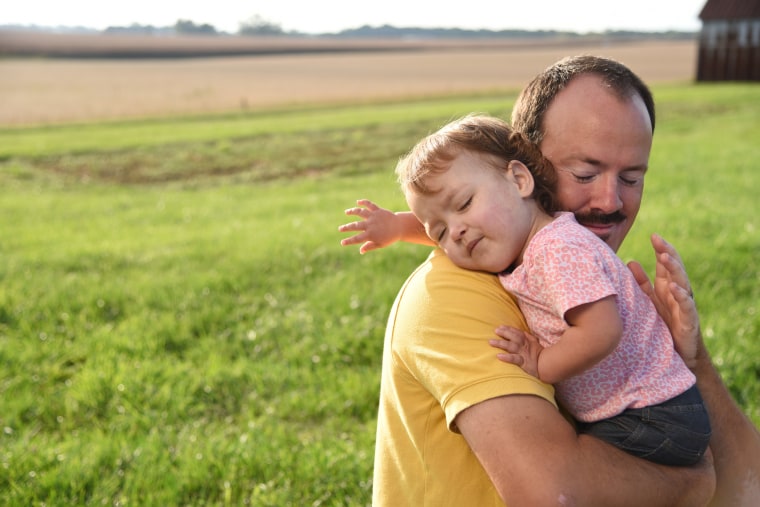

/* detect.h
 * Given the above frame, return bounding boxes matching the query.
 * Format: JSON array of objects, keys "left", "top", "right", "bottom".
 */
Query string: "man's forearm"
[
  {"left": 693, "top": 341, "right": 760, "bottom": 506},
  {"left": 572, "top": 434, "right": 715, "bottom": 507},
  {"left": 457, "top": 395, "right": 715, "bottom": 506}
]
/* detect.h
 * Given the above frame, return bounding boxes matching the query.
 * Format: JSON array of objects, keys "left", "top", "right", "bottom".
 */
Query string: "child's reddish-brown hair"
[{"left": 395, "top": 114, "right": 559, "bottom": 215}]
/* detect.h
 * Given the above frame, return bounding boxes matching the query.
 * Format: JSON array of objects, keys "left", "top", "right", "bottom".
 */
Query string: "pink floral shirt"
[{"left": 500, "top": 212, "right": 695, "bottom": 422}]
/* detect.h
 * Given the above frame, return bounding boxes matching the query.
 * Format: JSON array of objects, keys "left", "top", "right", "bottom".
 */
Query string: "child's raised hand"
[
  {"left": 490, "top": 325, "right": 544, "bottom": 379},
  {"left": 338, "top": 199, "right": 403, "bottom": 254}
]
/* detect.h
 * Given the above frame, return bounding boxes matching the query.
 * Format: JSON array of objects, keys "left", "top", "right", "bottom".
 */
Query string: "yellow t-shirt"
[{"left": 373, "top": 249, "right": 556, "bottom": 506}]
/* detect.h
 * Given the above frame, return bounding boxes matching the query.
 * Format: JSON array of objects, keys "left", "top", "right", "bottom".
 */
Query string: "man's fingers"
[
  {"left": 627, "top": 260, "right": 654, "bottom": 296},
  {"left": 653, "top": 234, "right": 692, "bottom": 292},
  {"left": 658, "top": 251, "right": 692, "bottom": 295},
  {"left": 670, "top": 281, "right": 694, "bottom": 304},
  {"left": 652, "top": 233, "right": 682, "bottom": 262}
]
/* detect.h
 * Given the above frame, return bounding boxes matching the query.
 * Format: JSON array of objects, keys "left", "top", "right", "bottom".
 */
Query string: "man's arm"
[
  {"left": 457, "top": 394, "right": 715, "bottom": 507},
  {"left": 631, "top": 234, "right": 760, "bottom": 506},
  {"left": 693, "top": 341, "right": 760, "bottom": 506}
]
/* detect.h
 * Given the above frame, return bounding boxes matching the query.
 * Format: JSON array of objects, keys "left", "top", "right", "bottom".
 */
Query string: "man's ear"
[{"left": 507, "top": 160, "right": 535, "bottom": 198}]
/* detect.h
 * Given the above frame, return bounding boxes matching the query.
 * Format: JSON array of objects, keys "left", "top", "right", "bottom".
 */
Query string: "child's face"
[{"left": 407, "top": 151, "right": 538, "bottom": 273}]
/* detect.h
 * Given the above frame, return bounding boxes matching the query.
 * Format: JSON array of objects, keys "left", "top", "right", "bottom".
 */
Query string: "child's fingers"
[
  {"left": 489, "top": 338, "right": 509, "bottom": 352},
  {"left": 494, "top": 326, "right": 541, "bottom": 348},
  {"left": 340, "top": 232, "right": 367, "bottom": 246},
  {"left": 338, "top": 220, "right": 366, "bottom": 232},
  {"left": 489, "top": 338, "right": 523, "bottom": 353},
  {"left": 496, "top": 353, "right": 525, "bottom": 366},
  {"left": 359, "top": 242, "right": 380, "bottom": 254},
  {"left": 356, "top": 199, "right": 379, "bottom": 210},
  {"left": 344, "top": 206, "right": 371, "bottom": 218},
  {"left": 493, "top": 325, "right": 525, "bottom": 341}
]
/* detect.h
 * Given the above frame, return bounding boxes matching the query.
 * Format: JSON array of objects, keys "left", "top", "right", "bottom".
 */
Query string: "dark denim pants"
[{"left": 578, "top": 385, "right": 711, "bottom": 466}]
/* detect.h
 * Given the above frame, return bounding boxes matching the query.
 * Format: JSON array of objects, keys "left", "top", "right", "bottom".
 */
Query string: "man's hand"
[{"left": 627, "top": 234, "right": 700, "bottom": 368}]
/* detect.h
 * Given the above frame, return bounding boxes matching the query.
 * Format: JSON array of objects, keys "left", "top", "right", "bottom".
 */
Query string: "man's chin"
[
  {"left": 580, "top": 223, "right": 625, "bottom": 251},
  {"left": 580, "top": 222, "right": 614, "bottom": 238}
]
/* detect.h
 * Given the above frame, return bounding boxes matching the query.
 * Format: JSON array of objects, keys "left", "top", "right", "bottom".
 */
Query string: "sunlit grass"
[{"left": 0, "top": 84, "right": 758, "bottom": 505}]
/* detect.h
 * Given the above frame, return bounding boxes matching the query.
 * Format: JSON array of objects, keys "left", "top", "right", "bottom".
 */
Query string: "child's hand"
[
  {"left": 490, "top": 326, "right": 544, "bottom": 379},
  {"left": 338, "top": 199, "right": 402, "bottom": 254},
  {"left": 627, "top": 234, "right": 699, "bottom": 368}
]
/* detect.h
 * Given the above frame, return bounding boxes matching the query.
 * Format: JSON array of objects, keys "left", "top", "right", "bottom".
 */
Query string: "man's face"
[{"left": 539, "top": 74, "right": 653, "bottom": 252}]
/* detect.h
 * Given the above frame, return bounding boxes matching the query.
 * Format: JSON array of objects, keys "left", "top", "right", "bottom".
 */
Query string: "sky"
[{"left": 3, "top": 0, "right": 708, "bottom": 34}]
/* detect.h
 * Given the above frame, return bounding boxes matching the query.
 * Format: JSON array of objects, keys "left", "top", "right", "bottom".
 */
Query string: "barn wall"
[{"left": 697, "top": 19, "right": 760, "bottom": 80}]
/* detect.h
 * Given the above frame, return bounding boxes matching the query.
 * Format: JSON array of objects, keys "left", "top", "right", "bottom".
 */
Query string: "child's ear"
[{"left": 507, "top": 160, "right": 535, "bottom": 198}]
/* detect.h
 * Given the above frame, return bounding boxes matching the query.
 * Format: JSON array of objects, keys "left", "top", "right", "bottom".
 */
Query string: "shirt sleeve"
[{"left": 528, "top": 233, "right": 618, "bottom": 319}]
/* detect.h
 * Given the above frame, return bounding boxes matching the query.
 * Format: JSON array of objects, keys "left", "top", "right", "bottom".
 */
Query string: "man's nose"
[{"left": 592, "top": 177, "right": 623, "bottom": 213}]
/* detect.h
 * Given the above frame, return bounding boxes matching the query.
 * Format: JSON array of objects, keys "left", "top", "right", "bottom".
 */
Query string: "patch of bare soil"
[{"left": 0, "top": 34, "right": 697, "bottom": 126}]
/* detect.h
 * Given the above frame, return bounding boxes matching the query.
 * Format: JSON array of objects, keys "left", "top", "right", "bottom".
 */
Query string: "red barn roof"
[{"left": 699, "top": 0, "right": 760, "bottom": 20}]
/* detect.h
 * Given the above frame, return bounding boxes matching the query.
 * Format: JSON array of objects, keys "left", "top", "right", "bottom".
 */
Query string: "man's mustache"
[{"left": 574, "top": 211, "right": 627, "bottom": 225}]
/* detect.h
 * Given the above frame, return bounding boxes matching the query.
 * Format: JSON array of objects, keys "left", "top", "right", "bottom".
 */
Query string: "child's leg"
[{"left": 578, "top": 385, "right": 711, "bottom": 466}]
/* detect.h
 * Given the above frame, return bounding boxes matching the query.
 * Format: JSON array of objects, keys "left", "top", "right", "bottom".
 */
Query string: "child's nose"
[{"left": 451, "top": 222, "right": 467, "bottom": 241}]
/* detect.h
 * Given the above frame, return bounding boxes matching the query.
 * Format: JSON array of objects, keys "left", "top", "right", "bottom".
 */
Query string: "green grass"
[
  {"left": 0, "top": 83, "right": 758, "bottom": 505},
  {"left": 0, "top": 93, "right": 517, "bottom": 159}
]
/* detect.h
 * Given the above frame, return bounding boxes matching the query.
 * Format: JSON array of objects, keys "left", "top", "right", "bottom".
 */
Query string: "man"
[
  {"left": 510, "top": 56, "right": 760, "bottom": 506},
  {"left": 340, "top": 56, "right": 759, "bottom": 505}
]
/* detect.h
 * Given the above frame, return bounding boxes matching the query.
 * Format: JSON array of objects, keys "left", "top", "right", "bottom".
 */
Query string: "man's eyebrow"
[
  {"left": 580, "top": 156, "right": 648, "bottom": 172},
  {"left": 579, "top": 155, "right": 602, "bottom": 166}
]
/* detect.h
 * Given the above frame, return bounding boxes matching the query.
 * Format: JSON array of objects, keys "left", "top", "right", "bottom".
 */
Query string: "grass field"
[{"left": 0, "top": 66, "right": 758, "bottom": 504}]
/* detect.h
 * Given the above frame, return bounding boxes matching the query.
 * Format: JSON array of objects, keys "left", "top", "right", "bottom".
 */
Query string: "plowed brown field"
[{"left": 0, "top": 36, "right": 696, "bottom": 126}]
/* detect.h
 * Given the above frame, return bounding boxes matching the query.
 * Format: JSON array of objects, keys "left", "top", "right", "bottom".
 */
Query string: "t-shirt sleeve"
[
  {"left": 391, "top": 250, "right": 556, "bottom": 432},
  {"left": 529, "top": 234, "right": 619, "bottom": 318}
]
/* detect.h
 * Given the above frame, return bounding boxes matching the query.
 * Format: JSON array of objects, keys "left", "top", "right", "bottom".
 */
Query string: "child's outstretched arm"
[
  {"left": 338, "top": 199, "right": 434, "bottom": 254},
  {"left": 491, "top": 296, "right": 622, "bottom": 384}
]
